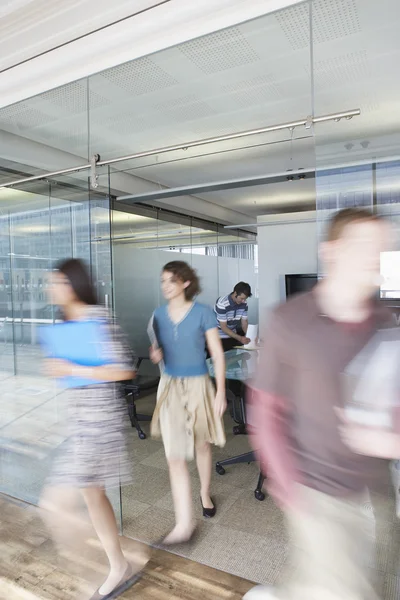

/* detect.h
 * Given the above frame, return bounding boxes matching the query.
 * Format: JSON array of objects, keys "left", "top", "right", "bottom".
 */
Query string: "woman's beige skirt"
[{"left": 151, "top": 374, "right": 226, "bottom": 461}]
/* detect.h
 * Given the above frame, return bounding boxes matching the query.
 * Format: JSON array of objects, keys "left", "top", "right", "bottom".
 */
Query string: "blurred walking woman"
[
  {"left": 150, "top": 261, "right": 226, "bottom": 545},
  {"left": 40, "top": 259, "right": 139, "bottom": 600}
]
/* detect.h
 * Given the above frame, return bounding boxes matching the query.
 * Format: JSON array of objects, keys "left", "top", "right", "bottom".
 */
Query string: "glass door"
[{"left": 0, "top": 173, "right": 119, "bottom": 529}]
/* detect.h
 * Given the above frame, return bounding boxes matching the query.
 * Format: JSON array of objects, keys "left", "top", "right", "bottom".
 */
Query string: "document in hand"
[
  {"left": 147, "top": 314, "right": 164, "bottom": 374},
  {"left": 342, "top": 327, "right": 400, "bottom": 429},
  {"left": 39, "top": 320, "right": 112, "bottom": 388}
]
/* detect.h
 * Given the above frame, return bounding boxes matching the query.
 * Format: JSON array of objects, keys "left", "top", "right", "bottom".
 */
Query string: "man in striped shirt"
[{"left": 214, "top": 282, "right": 252, "bottom": 352}]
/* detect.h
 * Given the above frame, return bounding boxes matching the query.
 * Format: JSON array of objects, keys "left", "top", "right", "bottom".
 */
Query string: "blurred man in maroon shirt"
[{"left": 244, "top": 208, "right": 397, "bottom": 600}]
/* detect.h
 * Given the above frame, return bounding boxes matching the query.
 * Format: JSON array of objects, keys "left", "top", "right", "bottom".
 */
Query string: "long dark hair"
[{"left": 56, "top": 258, "right": 97, "bottom": 306}]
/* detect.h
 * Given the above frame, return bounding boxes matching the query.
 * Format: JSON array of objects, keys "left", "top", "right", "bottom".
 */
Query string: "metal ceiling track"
[{"left": 0, "top": 108, "right": 360, "bottom": 190}]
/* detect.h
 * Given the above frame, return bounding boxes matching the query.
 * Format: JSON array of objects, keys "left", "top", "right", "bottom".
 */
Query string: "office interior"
[{"left": 1, "top": 0, "right": 400, "bottom": 589}]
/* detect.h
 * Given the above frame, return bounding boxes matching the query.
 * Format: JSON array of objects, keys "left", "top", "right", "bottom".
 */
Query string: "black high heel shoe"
[{"left": 201, "top": 497, "right": 216, "bottom": 518}]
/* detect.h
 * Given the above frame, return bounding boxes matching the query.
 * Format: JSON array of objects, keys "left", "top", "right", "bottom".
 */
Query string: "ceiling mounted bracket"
[
  {"left": 90, "top": 154, "right": 100, "bottom": 190},
  {"left": 305, "top": 115, "right": 313, "bottom": 130}
]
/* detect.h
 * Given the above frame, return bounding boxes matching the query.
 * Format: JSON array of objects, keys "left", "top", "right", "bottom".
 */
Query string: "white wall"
[{"left": 257, "top": 211, "right": 317, "bottom": 331}]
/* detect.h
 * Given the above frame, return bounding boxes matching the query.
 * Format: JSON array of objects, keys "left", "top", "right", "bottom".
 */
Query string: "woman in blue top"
[{"left": 150, "top": 261, "right": 226, "bottom": 545}]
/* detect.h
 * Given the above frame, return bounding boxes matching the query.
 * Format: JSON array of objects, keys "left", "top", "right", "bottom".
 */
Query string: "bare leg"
[
  {"left": 39, "top": 485, "right": 87, "bottom": 552},
  {"left": 196, "top": 442, "right": 214, "bottom": 509},
  {"left": 81, "top": 487, "right": 128, "bottom": 596},
  {"left": 163, "top": 459, "right": 195, "bottom": 544}
]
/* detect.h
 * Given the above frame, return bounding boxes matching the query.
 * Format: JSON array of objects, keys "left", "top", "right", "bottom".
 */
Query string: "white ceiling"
[
  {"left": 0, "top": 0, "right": 400, "bottom": 222},
  {"left": 0, "top": 0, "right": 303, "bottom": 108},
  {"left": 0, "top": 0, "right": 166, "bottom": 71}
]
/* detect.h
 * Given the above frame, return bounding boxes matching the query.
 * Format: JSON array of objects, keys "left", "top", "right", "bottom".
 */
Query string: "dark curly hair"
[{"left": 162, "top": 261, "right": 201, "bottom": 300}]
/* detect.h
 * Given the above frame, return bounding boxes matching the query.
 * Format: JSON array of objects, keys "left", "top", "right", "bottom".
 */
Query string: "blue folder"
[{"left": 39, "top": 320, "right": 112, "bottom": 388}]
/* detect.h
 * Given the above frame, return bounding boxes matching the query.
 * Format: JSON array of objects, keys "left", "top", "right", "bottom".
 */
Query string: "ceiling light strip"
[{"left": 0, "top": 108, "right": 360, "bottom": 190}]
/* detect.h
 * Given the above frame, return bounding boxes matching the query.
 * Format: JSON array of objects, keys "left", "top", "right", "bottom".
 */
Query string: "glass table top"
[{"left": 207, "top": 348, "right": 259, "bottom": 381}]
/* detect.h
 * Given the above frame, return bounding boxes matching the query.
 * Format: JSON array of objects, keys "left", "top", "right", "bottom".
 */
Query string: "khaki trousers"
[{"left": 276, "top": 485, "right": 380, "bottom": 600}]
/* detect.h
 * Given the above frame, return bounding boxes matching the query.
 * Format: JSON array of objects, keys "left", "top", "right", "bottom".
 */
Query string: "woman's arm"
[
  {"left": 45, "top": 314, "right": 136, "bottom": 383},
  {"left": 45, "top": 359, "right": 134, "bottom": 382},
  {"left": 205, "top": 327, "right": 226, "bottom": 416}
]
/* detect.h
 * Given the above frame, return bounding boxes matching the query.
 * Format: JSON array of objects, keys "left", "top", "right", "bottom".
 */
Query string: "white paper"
[{"left": 243, "top": 324, "right": 258, "bottom": 349}]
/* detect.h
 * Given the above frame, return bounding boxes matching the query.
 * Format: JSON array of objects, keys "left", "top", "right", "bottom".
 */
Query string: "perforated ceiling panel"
[
  {"left": 312, "top": 0, "right": 361, "bottom": 43},
  {"left": 360, "top": 101, "right": 381, "bottom": 114},
  {"left": 35, "top": 82, "right": 109, "bottom": 114},
  {"left": 0, "top": 102, "right": 57, "bottom": 131},
  {"left": 188, "top": 121, "right": 240, "bottom": 139},
  {"left": 179, "top": 28, "right": 260, "bottom": 73},
  {"left": 100, "top": 56, "right": 178, "bottom": 96},
  {"left": 18, "top": 119, "right": 88, "bottom": 154},
  {"left": 275, "top": 3, "right": 310, "bottom": 50},
  {"left": 313, "top": 51, "right": 371, "bottom": 90},
  {"left": 223, "top": 76, "right": 282, "bottom": 109},
  {"left": 276, "top": 0, "right": 361, "bottom": 50},
  {"left": 96, "top": 113, "right": 160, "bottom": 136},
  {"left": 153, "top": 95, "right": 218, "bottom": 123}
]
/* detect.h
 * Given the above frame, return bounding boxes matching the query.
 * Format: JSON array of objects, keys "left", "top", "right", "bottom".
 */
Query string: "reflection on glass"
[
  {"left": 0, "top": 209, "right": 14, "bottom": 380},
  {"left": 0, "top": 174, "right": 117, "bottom": 519}
]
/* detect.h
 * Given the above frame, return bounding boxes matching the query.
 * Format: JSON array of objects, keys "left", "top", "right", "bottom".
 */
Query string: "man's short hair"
[
  {"left": 326, "top": 208, "right": 385, "bottom": 243},
  {"left": 233, "top": 282, "right": 252, "bottom": 298}
]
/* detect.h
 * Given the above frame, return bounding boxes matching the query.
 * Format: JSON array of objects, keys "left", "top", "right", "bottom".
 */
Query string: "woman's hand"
[
  {"left": 214, "top": 389, "right": 227, "bottom": 418},
  {"left": 44, "top": 359, "right": 74, "bottom": 378},
  {"left": 149, "top": 345, "right": 163, "bottom": 365}
]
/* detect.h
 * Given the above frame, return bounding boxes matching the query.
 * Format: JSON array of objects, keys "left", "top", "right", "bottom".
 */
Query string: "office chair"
[
  {"left": 123, "top": 357, "right": 159, "bottom": 440},
  {"left": 216, "top": 387, "right": 266, "bottom": 501}
]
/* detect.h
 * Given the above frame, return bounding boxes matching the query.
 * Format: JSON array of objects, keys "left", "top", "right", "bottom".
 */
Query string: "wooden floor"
[{"left": 0, "top": 493, "right": 253, "bottom": 600}]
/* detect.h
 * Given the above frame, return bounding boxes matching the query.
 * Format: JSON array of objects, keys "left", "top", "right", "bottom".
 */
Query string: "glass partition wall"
[
  {"left": 0, "top": 174, "right": 118, "bottom": 520},
  {"left": 109, "top": 194, "right": 258, "bottom": 544},
  {"left": 0, "top": 0, "right": 307, "bottom": 579},
  {"left": 1, "top": 0, "right": 399, "bottom": 585},
  {"left": 312, "top": 0, "right": 400, "bottom": 263},
  {"left": 110, "top": 200, "right": 258, "bottom": 358}
]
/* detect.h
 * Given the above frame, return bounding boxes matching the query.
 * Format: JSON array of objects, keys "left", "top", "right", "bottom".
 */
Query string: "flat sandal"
[{"left": 88, "top": 564, "right": 141, "bottom": 600}]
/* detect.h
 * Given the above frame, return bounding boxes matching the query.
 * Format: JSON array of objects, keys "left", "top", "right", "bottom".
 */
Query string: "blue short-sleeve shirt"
[{"left": 153, "top": 302, "right": 217, "bottom": 377}]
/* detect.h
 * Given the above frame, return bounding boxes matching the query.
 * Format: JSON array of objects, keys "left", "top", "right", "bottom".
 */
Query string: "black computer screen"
[{"left": 285, "top": 274, "right": 318, "bottom": 298}]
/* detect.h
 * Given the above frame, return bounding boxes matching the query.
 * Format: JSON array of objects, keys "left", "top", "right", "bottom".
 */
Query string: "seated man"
[{"left": 214, "top": 282, "right": 252, "bottom": 352}]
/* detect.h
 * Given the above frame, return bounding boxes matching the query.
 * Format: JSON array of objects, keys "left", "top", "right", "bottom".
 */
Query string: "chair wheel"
[
  {"left": 233, "top": 425, "right": 246, "bottom": 435},
  {"left": 138, "top": 431, "right": 146, "bottom": 440},
  {"left": 216, "top": 464, "right": 225, "bottom": 475},
  {"left": 254, "top": 490, "right": 265, "bottom": 501}
]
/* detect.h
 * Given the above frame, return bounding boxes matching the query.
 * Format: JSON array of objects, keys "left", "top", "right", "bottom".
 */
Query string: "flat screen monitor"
[
  {"left": 380, "top": 251, "right": 400, "bottom": 300},
  {"left": 285, "top": 274, "right": 318, "bottom": 298}
]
